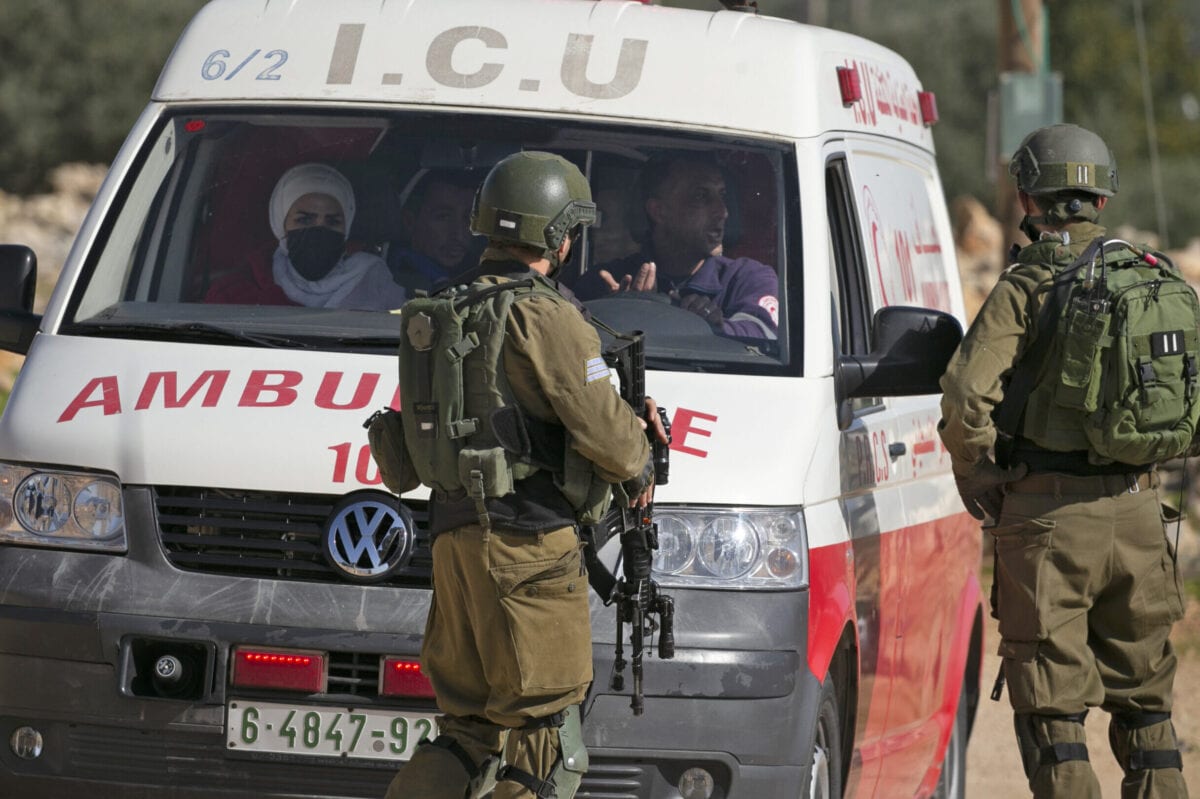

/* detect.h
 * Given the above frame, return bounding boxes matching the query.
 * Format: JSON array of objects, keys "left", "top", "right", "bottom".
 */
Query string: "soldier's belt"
[{"left": 1008, "top": 470, "right": 1157, "bottom": 496}]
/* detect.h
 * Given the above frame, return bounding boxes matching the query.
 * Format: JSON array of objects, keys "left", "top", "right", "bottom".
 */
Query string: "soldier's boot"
[
  {"left": 495, "top": 705, "right": 588, "bottom": 799},
  {"left": 385, "top": 718, "right": 505, "bottom": 799},
  {"left": 1014, "top": 711, "right": 1102, "bottom": 799},
  {"left": 1109, "top": 711, "right": 1189, "bottom": 799}
]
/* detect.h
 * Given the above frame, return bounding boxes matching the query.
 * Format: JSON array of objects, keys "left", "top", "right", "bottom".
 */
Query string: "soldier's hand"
[
  {"left": 631, "top": 472, "right": 654, "bottom": 509},
  {"left": 644, "top": 396, "right": 670, "bottom": 445},
  {"left": 624, "top": 459, "right": 656, "bottom": 508},
  {"left": 628, "top": 397, "right": 669, "bottom": 509},
  {"left": 954, "top": 458, "right": 1028, "bottom": 520}
]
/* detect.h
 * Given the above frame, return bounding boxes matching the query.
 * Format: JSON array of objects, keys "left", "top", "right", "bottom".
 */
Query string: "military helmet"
[
  {"left": 470, "top": 151, "right": 597, "bottom": 257},
  {"left": 1008, "top": 123, "right": 1118, "bottom": 197}
]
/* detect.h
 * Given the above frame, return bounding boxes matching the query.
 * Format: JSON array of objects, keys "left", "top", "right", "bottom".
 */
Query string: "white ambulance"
[{"left": 0, "top": 1, "right": 982, "bottom": 797}]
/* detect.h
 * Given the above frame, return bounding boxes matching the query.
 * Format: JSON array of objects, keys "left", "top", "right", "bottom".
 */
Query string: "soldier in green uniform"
[
  {"left": 382, "top": 151, "right": 664, "bottom": 799},
  {"left": 939, "top": 124, "right": 1189, "bottom": 798}
]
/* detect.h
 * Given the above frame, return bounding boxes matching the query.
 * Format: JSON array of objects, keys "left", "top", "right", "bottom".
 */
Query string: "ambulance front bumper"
[{"left": 0, "top": 607, "right": 819, "bottom": 799}]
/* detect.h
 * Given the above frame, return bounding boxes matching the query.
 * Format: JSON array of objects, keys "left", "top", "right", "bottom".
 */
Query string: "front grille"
[
  {"left": 328, "top": 650, "right": 383, "bottom": 698},
  {"left": 155, "top": 487, "right": 432, "bottom": 587},
  {"left": 59, "top": 722, "right": 395, "bottom": 798},
  {"left": 44, "top": 721, "right": 658, "bottom": 798},
  {"left": 580, "top": 761, "right": 652, "bottom": 798}
]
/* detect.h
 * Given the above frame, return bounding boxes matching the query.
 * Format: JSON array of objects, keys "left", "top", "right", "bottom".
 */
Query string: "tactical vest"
[
  {"left": 396, "top": 276, "right": 614, "bottom": 527},
  {"left": 1013, "top": 238, "right": 1200, "bottom": 465}
]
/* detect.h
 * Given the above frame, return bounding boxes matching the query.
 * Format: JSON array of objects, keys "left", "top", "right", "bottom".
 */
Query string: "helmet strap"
[
  {"left": 544, "top": 231, "right": 578, "bottom": 277},
  {"left": 1019, "top": 215, "right": 1046, "bottom": 243}
]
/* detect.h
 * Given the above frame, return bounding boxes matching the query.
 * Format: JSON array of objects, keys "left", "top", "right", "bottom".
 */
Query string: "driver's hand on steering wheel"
[
  {"left": 599, "top": 261, "right": 657, "bottom": 293},
  {"left": 672, "top": 290, "right": 724, "bottom": 329}
]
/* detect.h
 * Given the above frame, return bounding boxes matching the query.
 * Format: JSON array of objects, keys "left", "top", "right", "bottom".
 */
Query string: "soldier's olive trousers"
[
  {"left": 993, "top": 471, "right": 1188, "bottom": 799},
  {"left": 385, "top": 524, "right": 592, "bottom": 799}
]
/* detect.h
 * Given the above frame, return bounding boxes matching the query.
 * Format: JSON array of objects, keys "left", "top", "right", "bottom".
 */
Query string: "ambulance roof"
[{"left": 156, "top": 0, "right": 934, "bottom": 149}]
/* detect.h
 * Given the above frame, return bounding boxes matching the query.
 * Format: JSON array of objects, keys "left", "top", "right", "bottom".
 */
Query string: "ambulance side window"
[{"left": 826, "top": 156, "right": 878, "bottom": 409}]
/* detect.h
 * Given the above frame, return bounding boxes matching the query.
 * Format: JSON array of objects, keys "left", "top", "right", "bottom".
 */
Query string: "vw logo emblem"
[{"left": 322, "top": 492, "right": 414, "bottom": 584}]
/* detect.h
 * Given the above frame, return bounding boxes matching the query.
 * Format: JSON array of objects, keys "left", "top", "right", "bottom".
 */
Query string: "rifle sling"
[{"left": 580, "top": 525, "right": 618, "bottom": 603}]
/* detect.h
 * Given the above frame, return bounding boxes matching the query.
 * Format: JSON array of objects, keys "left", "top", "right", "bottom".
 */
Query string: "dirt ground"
[{"left": 967, "top": 556, "right": 1200, "bottom": 796}]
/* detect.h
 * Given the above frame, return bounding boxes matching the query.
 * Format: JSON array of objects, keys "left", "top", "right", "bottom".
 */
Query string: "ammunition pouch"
[
  {"left": 365, "top": 408, "right": 419, "bottom": 495},
  {"left": 457, "top": 447, "right": 515, "bottom": 499},
  {"left": 1056, "top": 305, "right": 1110, "bottom": 413},
  {"left": 558, "top": 440, "right": 614, "bottom": 526}
]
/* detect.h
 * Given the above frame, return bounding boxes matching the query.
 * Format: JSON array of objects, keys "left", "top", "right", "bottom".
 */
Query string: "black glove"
[
  {"left": 622, "top": 458, "right": 654, "bottom": 499},
  {"left": 953, "top": 458, "right": 1028, "bottom": 520}
]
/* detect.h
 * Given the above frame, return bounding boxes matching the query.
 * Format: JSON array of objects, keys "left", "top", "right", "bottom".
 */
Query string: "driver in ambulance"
[{"left": 573, "top": 152, "right": 779, "bottom": 339}]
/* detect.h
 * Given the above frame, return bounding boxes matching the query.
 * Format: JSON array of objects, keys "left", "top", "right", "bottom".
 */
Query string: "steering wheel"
[{"left": 583, "top": 292, "right": 713, "bottom": 338}]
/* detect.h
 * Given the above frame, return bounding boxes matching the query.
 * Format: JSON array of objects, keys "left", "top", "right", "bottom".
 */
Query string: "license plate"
[{"left": 226, "top": 700, "right": 436, "bottom": 762}]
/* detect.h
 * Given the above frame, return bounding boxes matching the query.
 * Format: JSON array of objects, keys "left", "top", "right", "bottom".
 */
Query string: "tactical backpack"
[
  {"left": 368, "top": 276, "right": 614, "bottom": 527},
  {"left": 996, "top": 238, "right": 1200, "bottom": 467}
]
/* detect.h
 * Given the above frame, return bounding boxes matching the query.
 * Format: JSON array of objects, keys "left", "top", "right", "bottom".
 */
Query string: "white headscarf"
[
  {"left": 268, "top": 162, "right": 381, "bottom": 308},
  {"left": 268, "top": 163, "right": 357, "bottom": 241}
]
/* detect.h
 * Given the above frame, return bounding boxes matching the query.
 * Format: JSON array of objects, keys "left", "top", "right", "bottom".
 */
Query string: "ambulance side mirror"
[
  {"left": 0, "top": 244, "right": 42, "bottom": 354},
  {"left": 837, "top": 306, "right": 962, "bottom": 399}
]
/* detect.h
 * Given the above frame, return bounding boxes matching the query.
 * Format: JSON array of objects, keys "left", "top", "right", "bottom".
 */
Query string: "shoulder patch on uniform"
[{"left": 585, "top": 356, "right": 610, "bottom": 384}]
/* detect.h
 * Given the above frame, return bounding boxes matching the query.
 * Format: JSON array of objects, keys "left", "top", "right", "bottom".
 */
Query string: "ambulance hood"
[{"left": 0, "top": 335, "right": 822, "bottom": 506}]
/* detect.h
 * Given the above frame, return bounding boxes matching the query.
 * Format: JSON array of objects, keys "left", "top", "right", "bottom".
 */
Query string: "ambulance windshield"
[{"left": 64, "top": 111, "right": 794, "bottom": 374}]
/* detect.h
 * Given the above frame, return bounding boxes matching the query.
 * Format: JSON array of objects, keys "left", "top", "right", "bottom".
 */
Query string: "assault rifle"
[{"left": 582, "top": 329, "right": 675, "bottom": 716}]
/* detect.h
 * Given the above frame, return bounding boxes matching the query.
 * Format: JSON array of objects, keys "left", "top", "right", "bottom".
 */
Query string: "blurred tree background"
[
  {"left": 0, "top": 1, "right": 207, "bottom": 195},
  {"left": 1, "top": 0, "right": 1198, "bottom": 243}
]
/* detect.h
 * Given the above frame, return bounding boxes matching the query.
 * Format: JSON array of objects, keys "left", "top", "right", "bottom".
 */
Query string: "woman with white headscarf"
[{"left": 206, "top": 163, "right": 408, "bottom": 310}]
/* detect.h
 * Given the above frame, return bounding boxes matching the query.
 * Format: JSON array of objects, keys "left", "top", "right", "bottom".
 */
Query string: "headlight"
[
  {"left": 653, "top": 514, "right": 696, "bottom": 574},
  {"left": 697, "top": 516, "right": 760, "bottom": 579},
  {"left": 649, "top": 506, "right": 807, "bottom": 590},
  {"left": 15, "top": 474, "right": 72, "bottom": 533},
  {"left": 0, "top": 464, "right": 127, "bottom": 552}
]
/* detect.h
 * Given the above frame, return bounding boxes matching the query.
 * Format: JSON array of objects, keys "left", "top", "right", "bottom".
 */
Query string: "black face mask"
[{"left": 286, "top": 226, "right": 345, "bottom": 281}]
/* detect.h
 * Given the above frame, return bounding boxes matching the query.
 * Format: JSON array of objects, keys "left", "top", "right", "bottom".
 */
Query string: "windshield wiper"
[
  {"left": 334, "top": 334, "right": 402, "bottom": 347},
  {"left": 68, "top": 320, "right": 313, "bottom": 349}
]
